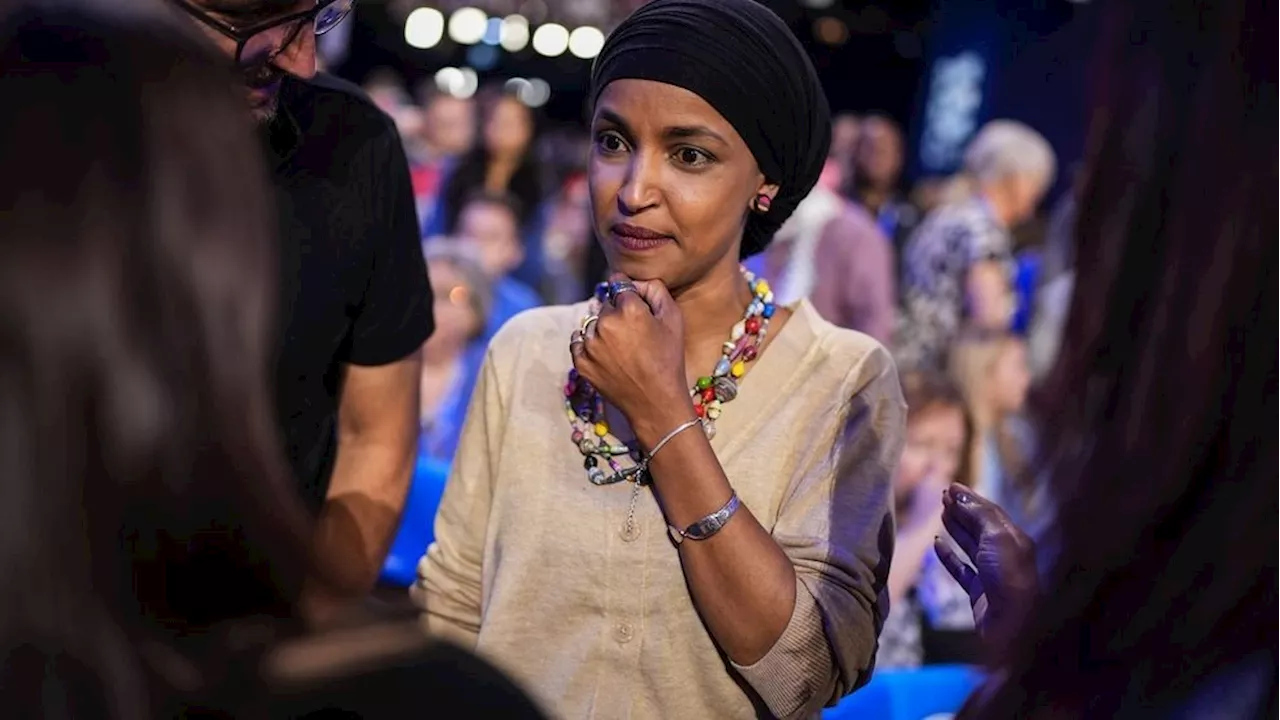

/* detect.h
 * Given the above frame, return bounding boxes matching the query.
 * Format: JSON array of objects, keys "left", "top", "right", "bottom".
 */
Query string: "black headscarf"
[{"left": 590, "top": 0, "right": 832, "bottom": 258}]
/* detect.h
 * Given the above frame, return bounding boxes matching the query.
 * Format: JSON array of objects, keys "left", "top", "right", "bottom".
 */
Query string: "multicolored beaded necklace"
[{"left": 562, "top": 267, "right": 776, "bottom": 489}]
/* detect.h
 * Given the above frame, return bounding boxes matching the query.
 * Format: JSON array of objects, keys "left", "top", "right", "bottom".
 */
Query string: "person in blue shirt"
[
  {"left": 455, "top": 192, "right": 543, "bottom": 338},
  {"left": 382, "top": 239, "right": 492, "bottom": 586}
]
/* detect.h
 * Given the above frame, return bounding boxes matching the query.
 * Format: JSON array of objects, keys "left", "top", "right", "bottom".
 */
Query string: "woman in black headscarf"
[{"left": 414, "top": 1, "right": 905, "bottom": 717}]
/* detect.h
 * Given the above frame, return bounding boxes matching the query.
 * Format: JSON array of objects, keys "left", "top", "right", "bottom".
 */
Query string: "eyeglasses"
[{"left": 173, "top": 0, "right": 356, "bottom": 67}]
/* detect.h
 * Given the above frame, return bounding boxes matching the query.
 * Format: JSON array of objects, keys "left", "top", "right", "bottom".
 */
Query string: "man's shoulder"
[{"left": 282, "top": 73, "right": 398, "bottom": 145}]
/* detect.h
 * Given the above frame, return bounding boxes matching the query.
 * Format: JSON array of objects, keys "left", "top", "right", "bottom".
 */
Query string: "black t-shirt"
[
  {"left": 269, "top": 635, "right": 548, "bottom": 719},
  {"left": 265, "top": 73, "right": 433, "bottom": 512}
]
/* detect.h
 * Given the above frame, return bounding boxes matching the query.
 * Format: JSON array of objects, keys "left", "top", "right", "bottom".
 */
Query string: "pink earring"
[{"left": 754, "top": 194, "right": 772, "bottom": 213}]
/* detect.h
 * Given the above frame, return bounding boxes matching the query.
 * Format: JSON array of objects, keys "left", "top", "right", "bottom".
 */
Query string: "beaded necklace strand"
[{"left": 562, "top": 267, "right": 775, "bottom": 490}]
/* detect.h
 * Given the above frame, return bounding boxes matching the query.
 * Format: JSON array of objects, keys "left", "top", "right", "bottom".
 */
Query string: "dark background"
[{"left": 333, "top": 0, "right": 1099, "bottom": 195}]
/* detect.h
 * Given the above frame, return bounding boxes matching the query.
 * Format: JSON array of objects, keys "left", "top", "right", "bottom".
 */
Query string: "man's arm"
[
  {"left": 309, "top": 354, "right": 422, "bottom": 606},
  {"left": 302, "top": 83, "right": 433, "bottom": 619}
]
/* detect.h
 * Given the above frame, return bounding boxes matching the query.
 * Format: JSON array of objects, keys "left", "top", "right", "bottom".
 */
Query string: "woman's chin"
[{"left": 603, "top": 251, "right": 670, "bottom": 282}]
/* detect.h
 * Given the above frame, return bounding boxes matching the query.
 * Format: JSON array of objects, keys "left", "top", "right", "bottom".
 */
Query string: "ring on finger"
[
  {"left": 581, "top": 314, "right": 600, "bottom": 336},
  {"left": 607, "top": 281, "right": 639, "bottom": 305}
]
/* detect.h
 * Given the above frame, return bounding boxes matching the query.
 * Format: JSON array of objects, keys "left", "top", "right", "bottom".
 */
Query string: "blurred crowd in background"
[{"left": 364, "top": 57, "right": 1076, "bottom": 672}]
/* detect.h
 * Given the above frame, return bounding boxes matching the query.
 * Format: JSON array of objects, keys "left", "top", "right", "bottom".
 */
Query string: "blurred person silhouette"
[
  {"left": 427, "top": 85, "right": 549, "bottom": 291},
  {"left": 417, "top": 239, "right": 493, "bottom": 462},
  {"left": 827, "top": 112, "right": 861, "bottom": 191},
  {"left": 749, "top": 155, "right": 897, "bottom": 343},
  {"left": 852, "top": 113, "right": 921, "bottom": 252},
  {"left": 876, "top": 372, "right": 978, "bottom": 670},
  {"left": 895, "top": 122, "right": 1056, "bottom": 372},
  {"left": 455, "top": 192, "right": 543, "bottom": 338},
  {"left": 932, "top": 0, "right": 1277, "bottom": 715},
  {"left": 543, "top": 171, "right": 596, "bottom": 304},
  {"left": 378, "top": 240, "right": 495, "bottom": 588},
  {"left": 0, "top": 3, "right": 543, "bottom": 717},
  {"left": 948, "top": 331, "right": 1043, "bottom": 536},
  {"left": 362, "top": 66, "right": 410, "bottom": 115},
  {"left": 171, "top": 0, "right": 435, "bottom": 612},
  {"left": 408, "top": 86, "right": 476, "bottom": 215},
  {"left": 415, "top": 82, "right": 477, "bottom": 160}
]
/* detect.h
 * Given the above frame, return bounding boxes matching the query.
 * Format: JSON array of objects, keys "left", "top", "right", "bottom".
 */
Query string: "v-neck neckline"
[{"left": 703, "top": 299, "right": 822, "bottom": 455}]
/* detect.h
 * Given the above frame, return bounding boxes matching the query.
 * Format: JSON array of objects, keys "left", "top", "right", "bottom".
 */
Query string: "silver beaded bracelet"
[{"left": 667, "top": 491, "right": 741, "bottom": 546}]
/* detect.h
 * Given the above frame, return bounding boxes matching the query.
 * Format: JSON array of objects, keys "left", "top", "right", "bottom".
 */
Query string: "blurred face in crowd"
[
  {"left": 894, "top": 403, "right": 968, "bottom": 505},
  {"left": 458, "top": 199, "right": 524, "bottom": 278},
  {"left": 175, "top": 0, "right": 353, "bottom": 122},
  {"left": 815, "top": 156, "right": 843, "bottom": 193},
  {"left": 588, "top": 79, "right": 776, "bottom": 288},
  {"left": 427, "top": 95, "right": 476, "bottom": 157},
  {"left": 990, "top": 339, "right": 1031, "bottom": 414},
  {"left": 484, "top": 95, "right": 534, "bottom": 159},
  {"left": 545, "top": 175, "right": 593, "bottom": 262},
  {"left": 830, "top": 114, "right": 861, "bottom": 163},
  {"left": 423, "top": 258, "right": 482, "bottom": 358},
  {"left": 856, "top": 116, "right": 904, "bottom": 189}
]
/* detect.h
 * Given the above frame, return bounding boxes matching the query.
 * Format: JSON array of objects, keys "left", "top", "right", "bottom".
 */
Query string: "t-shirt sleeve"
[{"left": 347, "top": 122, "right": 435, "bottom": 367}]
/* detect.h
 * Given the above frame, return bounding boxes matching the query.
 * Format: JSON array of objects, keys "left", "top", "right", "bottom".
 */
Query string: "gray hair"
[
  {"left": 422, "top": 236, "right": 494, "bottom": 337},
  {"left": 963, "top": 120, "right": 1057, "bottom": 188}
]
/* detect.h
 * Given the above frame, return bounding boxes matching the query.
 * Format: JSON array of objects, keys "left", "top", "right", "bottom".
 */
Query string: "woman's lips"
[{"left": 610, "top": 223, "right": 674, "bottom": 251}]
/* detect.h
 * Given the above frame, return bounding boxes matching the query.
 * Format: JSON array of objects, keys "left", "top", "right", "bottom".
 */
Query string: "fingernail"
[{"left": 956, "top": 492, "right": 972, "bottom": 505}]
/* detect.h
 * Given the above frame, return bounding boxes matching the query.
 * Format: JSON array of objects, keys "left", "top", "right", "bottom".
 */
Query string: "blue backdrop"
[{"left": 908, "top": 0, "right": 1100, "bottom": 203}]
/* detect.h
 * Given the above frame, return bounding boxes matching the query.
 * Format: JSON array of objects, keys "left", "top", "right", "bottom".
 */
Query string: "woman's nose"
[{"left": 616, "top": 153, "right": 661, "bottom": 215}]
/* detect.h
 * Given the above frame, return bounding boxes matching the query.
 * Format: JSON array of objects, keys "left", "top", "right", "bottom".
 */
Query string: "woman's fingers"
[
  {"left": 943, "top": 484, "right": 1015, "bottom": 542},
  {"left": 935, "top": 536, "right": 983, "bottom": 603},
  {"left": 630, "top": 278, "right": 675, "bottom": 318},
  {"left": 941, "top": 506, "right": 980, "bottom": 560}
]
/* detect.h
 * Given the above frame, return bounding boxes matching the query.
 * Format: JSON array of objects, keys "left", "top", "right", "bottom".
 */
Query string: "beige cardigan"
[{"left": 413, "top": 299, "right": 905, "bottom": 719}]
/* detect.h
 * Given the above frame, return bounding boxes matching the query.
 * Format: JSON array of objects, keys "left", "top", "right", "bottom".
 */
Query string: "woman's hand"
[
  {"left": 934, "top": 484, "right": 1038, "bottom": 643},
  {"left": 571, "top": 274, "right": 692, "bottom": 446}
]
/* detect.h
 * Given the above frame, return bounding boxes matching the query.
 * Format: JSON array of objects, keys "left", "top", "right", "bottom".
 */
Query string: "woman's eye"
[
  {"left": 674, "top": 147, "right": 713, "bottom": 167},
  {"left": 595, "top": 131, "right": 627, "bottom": 154}
]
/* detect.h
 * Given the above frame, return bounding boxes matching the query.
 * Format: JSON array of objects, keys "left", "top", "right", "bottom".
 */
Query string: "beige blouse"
[{"left": 413, "top": 299, "right": 905, "bottom": 719}]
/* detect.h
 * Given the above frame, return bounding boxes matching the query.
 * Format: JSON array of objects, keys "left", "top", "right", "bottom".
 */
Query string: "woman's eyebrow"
[
  {"left": 664, "top": 125, "right": 727, "bottom": 145},
  {"left": 595, "top": 108, "right": 632, "bottom": 132},
  {"left": 597, "top": 108, "right": 727, "bottom": 145}
]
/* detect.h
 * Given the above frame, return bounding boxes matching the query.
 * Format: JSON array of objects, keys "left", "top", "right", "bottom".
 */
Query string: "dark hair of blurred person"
[
  {"left": 945, "top": 0, "right": 1277, "bottom": 715},
  {"left": 0, "top": 1, "right": 305, "bottom": 713},
  {"left": 0, "top": 3, "right": 543, "bottom": 717}
]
